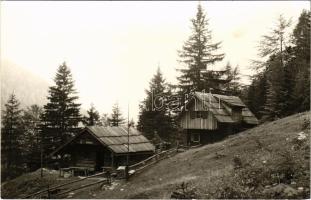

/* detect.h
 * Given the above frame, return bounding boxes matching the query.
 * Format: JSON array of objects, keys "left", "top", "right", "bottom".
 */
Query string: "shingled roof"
[
  {"left": 50, "top": 126, "right": 155, "bottom": 156},
  {"left": 181, "top": 92, "right": 259, "bottom": 125}
]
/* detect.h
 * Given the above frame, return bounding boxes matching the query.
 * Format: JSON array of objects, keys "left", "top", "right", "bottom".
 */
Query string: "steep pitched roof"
[
  {"left": 50, "top": 126, "right": 155, "bottom": 156},
  {"left": 181, "top": 92, "right": 259, "bottom": 125}
]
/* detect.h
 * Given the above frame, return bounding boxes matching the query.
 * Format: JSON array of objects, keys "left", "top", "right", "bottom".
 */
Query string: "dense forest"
[{"left": 1, "top": 5, "right": 310, "bottom": 181}]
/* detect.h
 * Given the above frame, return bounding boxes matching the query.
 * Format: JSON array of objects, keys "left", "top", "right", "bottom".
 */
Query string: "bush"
[
  {"left": 233, "top": 155, "right": 243, "bottom": 169},
  {"left": 171, "top": 182, "right": 199, "bottom": 199}
]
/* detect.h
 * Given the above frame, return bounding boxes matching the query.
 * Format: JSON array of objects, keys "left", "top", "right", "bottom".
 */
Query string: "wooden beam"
[{"left": 111, "top": 152, "right": 114, "bottom": 168}]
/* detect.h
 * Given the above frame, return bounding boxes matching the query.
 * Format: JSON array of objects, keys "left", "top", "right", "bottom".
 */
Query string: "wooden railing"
[
  {"left": 129, "top": 147, "right": 179, "bottom": 174},
  {"left": 24, "top": 171, "right": 109, "bottom": 199}
]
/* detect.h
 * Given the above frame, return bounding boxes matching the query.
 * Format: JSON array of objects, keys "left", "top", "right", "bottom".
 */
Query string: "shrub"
[
  {"left": 171, "top": 182, "right": 199, "bottom": 199},
  {"left": 233, "top": 155, "right": 243, "bottom": 169}
]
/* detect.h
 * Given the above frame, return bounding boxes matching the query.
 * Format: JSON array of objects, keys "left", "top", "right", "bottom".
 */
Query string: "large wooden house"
[
  {"left": 178, "top": 92, "right": 259, "bottom": 146},
  {"left": 50, "top": 126, "right": 155, "bottom": 172}
]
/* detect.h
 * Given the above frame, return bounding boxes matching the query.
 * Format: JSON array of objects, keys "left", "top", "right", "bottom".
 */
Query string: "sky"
[{"left": 1, "top": 1, "right": 309, "bottom": 122}]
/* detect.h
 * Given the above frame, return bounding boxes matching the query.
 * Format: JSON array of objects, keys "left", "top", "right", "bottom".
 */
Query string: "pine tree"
[
  {"left": 258, "top": 14, "right": 291, "bottom": 67},
  {"left": 293, "top": 10, "right": 310, "bottom": 62},
  {"left": 108, "top": 103, "right": 125, "bottom": 126},
  {"left": 100, "top": 113, "right": 110, "bottom": 127},
  {"left": 1, "top": 94, "right": 24, "bottom": 179},
  {"left": 137, "top": 68, "right": 177, "bottom": 143},
  {"left": 21, "top": 104, "right": 43, "bottom": 171},
  {"left": 41, "top": 62, "right": 81, "bottom": 154},
  {"left": 257, "top": 15, "right": 292, "bottom": 119},
  {"left": 243, "top": 71, "right": 268, "bottom": 119},
  {"left": 223, "top": 62, "right": 242, "bottom": 95},
  {"left": 177, "top": 4, "right": 226, "bottom": 94},
  {"left": 292, "top": 10, "right": 310, "bottom": 112},
  {"left": 83, "top": 104, "right": 101, "bottom": 126}
]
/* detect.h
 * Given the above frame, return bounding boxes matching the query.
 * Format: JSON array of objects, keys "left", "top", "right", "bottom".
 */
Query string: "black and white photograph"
[{"left": 0, "top": 1, "right": 310, "bottom": 199}]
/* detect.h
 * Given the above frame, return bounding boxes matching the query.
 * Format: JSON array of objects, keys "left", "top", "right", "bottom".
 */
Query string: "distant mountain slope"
[{"left": 1, "top": 60, "right": 50, "bottom": 110}]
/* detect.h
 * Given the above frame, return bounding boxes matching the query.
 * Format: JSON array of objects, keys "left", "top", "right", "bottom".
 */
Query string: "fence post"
[{"left": 47, "top": 185, "right": 50, "bottom": 199}]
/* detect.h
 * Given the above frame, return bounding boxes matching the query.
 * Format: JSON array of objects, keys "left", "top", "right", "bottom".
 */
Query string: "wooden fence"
[
  {"left": 129, "top": 147, "right": 179, "bottom": 174},
  {"left": 24, "top": 171, "right": 109, "bottom": 199}
]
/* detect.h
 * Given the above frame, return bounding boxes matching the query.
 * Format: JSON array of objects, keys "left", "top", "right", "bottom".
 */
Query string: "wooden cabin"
[
  {"left": 49, "top": 126, "right": 155, "bottom": 173},
  {"left": 178, "top": 92, "right": 259, "bottom": 146}
]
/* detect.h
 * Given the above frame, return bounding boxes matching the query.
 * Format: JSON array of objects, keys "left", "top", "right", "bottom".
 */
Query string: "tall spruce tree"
[
  {"left": 1, "top": 94, "right": 24, "bottom": 179},
  {"left": 108, "top": 103, "right": 125, "bottom": 126},
  {"left": 292, "top": 10, "right": 310, "bottom": 112},
  {"left": 258, "top": 15, "right": 291, "bottom": 67},
  {"left": 258, "top": 15, "right": 292, "bottom": 119},
  {"left": 177, "top": 4, "right": 226, "bottom": 95},
  {"left": 137, "top": 68, "right": 177, "bottom": 143},
  {"left": 41, "top": 62, "right": 81, "bottom": 154}
]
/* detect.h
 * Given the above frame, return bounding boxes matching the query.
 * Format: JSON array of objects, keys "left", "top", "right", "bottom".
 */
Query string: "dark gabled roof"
[
  {"left": 180, "top": 92, "right": 259, "bottom": 125},
  {"left": 87, "top": 126, "right": 155, "bottom": 154},
  {"left": 212, "top": 94, "right": 246, "bottom": 107},
  {"left": 50, "top": 126, "right": 155, "bottom": 156}
]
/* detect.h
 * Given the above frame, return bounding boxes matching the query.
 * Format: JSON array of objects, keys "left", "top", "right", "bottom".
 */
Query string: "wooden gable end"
[
  {"left": 73, "top": 131, "right": 101, "bottom": 146},
  {"left": 180, "top": 100, "right": 218, "bottom": 130}
]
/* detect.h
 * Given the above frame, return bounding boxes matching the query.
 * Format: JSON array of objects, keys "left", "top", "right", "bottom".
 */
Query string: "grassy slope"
[
  {"left": 92, "top": 111, "right": 310, "bottom": 199},
  {"left": 1, "top": 168, "right": 102, "bottom": 198}
]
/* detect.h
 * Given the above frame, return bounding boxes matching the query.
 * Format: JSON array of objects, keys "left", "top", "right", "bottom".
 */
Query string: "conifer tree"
[
  {"left": 257, "top": 15, "right": 292, "bottom": 119},
  {"left": 245, "top": 11, "right": 310, "bottom": 121},
  {"left": 246, "top": 73, "right": 268, "bottom": 119},
  {"left": 258, "top": 15, "right": 291, "bottom": 67},
  {"left": 177, "top": 4, "right": 226, "bottom": 94},
  {"left": 223, "top": 62, "right": 242, "bottom": 95},
  {"left": 292, "top": 10, "right": 310, "bottom": 112},
  {"left": 83, "top": 104, "right": 101, "bottom": 126},
  {"left": 108, "top": 103, "right": 125, "bottom": 126},
  {"left": 100, "top": 113, "right": 110, "bottom": 127},
  {"left": 41, "top": 62, "right": 81, "bottom": 154},
  {"left": 137, "top": 68, "right": 177, "bottom": 143},
  {"left": 1, "top": 94, "right": 24, "bottom": 179},
  {"left": 22, "top": 104, "right": 43, "bottom": 171},
  {"left": 292, "top": 10, "right": 310, "bottom": 62}
]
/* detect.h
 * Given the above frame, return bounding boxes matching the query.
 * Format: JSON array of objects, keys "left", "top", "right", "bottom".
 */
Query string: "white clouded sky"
[{"left": 1, "top": 1, "right": 309, "bottom": 121}]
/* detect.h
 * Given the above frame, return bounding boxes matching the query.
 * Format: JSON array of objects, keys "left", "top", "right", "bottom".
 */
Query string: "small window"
[
  {"left": 85, "top": 139, "right": 93, "bottom": 144},
  {"left": 202, "top": 112, "right": 208, "bottom": 119},
  {"left": 191, "top": 133, "right": 200, "bottom": 143},
  {"left": 194, "top": 111, "right": 208, "bottom": 119},
  {"left": 197, "top": 112, "right": 203, "bottom": 118},
  {"left": 79, "top": 139, "right": 86, "bottom": 144},
  {"left": 190, "top": 111, "right": 196, "bottom": 119}
]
